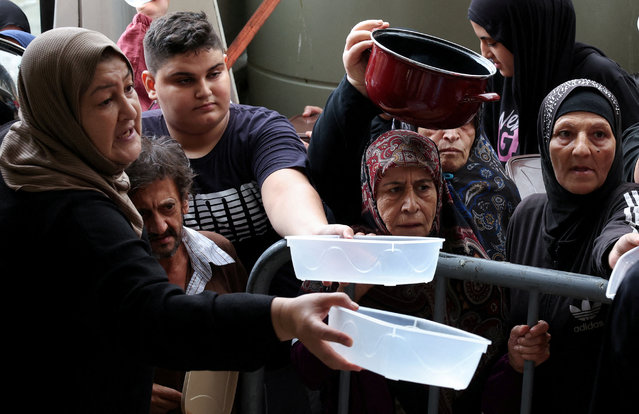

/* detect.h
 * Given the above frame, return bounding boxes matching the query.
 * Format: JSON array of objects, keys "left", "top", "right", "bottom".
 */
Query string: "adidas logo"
[
  {"left": 569, "top": 299, "right": 601, "bottom": 321},
  {"left": 569, "top": 300, "right": 604, "bottom": 333}
]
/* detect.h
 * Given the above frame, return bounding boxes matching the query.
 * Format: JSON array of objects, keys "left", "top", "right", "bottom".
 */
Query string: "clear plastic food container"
[
  {"left": 328, "top": 306, "right": 491, "bottom": 390},
  {"left": 285, "top": 235, "right": 444, "bottom": 285},
  {"left": 606, "top": 245, "right": 639, "bottom": 299}
]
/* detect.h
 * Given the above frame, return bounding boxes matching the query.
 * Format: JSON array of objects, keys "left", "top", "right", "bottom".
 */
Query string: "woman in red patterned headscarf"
[{"left": 295, "top": 130, "right": 507, "bottom": 414}]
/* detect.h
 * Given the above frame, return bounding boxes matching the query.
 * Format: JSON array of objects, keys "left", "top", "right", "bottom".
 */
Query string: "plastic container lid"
[
  {"left": 286, "top": 235, "right": 444, "bottom": 285},
  {"left": 606, "top": 245, "right": 639, "bottom": 299},
  {"left": 328, "top": 306, "right": 491, "bottom": 390}
]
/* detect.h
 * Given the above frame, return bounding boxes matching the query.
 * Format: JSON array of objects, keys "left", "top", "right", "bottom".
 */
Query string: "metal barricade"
[{"left": 240, "top": 239, "right": 612, "bottom": 414}]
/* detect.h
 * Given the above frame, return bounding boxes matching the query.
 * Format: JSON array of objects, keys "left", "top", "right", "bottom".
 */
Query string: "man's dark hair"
[
  {"left": 143, "top": 11, "right": 224, "bottom": 74},
  {"left": 127, "top": 135, "right": 195, "bottom": 202}
]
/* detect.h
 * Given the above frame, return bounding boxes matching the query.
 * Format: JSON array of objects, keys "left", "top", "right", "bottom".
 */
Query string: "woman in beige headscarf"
[{"left": 0, "top": 27, "right": 360, "bottom": 414}]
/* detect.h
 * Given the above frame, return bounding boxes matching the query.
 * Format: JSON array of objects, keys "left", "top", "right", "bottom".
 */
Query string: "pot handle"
[{"left": 463, "top": 92, "right": 501, "bottom": 103}]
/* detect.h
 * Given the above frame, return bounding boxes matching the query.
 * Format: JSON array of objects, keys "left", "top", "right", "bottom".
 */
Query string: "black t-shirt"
[{"left": 142, "top": 104, "right": 306, "bottom": 276}]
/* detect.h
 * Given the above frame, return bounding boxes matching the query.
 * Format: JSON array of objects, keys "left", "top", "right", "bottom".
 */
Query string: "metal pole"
[
  {"left": 427, "top": 274, "right": 448, "bottom": 414},
  {"left": 520, "top": 289, "right": 539, "bottom": 414},
  {"left": 337, "top": 284, "right": 356, "bottom": 414}
]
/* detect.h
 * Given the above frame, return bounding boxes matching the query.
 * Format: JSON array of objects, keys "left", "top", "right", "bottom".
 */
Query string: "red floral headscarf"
[
  {"left": 361, "top": 129, "right": 444, "bottom": 236},
  {"left": 360, "top": 129, "right": 487, "bottom": 258}
]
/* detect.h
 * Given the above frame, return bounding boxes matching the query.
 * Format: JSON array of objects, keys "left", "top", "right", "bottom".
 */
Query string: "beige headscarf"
[{"left": 0, "top": 27, "right": 143, "bottom": 236}]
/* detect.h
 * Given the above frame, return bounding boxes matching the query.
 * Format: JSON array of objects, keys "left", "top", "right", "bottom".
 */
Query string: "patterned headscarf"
[
  {"left": 445, "top": 132, "right": 521, "bottom": 261},
  {"left": 360, "top": 129, "right": 487, "bottom": 258},
  {"left": 361, "top": 129, "right": 443, "bottom": 236},
  {"left": 0, "top": 27, "right": 144, "bottom": 236}
]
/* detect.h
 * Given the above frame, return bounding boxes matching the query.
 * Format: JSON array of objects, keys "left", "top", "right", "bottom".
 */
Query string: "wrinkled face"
[
  {"left": 144, "top": 48, "right": 231, "bottom": 138},
  {"left": 79, "top": 56, "right": 142, "bottom": 167},
  {"left": 130, "top": 177, "right": 189, "bottom": 259},
  {"left": 376, "top": 166, "right": 438, "bottom": 236},
  {"left": 470, "top": 21, "right": 515, "bottom": 78},
  {"left": 418, "top": 121, "right": 475, "bottom": 172},
  {"left": 549, "top": 111, "right": 616, "bottom": 195}
]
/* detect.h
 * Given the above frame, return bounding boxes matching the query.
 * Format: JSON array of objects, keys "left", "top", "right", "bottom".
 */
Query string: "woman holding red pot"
[{"left": 307, "top": 20, "right": 520, "bottom": 262}]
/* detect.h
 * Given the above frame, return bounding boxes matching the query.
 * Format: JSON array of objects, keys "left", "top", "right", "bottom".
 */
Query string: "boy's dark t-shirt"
[{"left": 142, "top": 104, "right": 307, "bottom": 297}]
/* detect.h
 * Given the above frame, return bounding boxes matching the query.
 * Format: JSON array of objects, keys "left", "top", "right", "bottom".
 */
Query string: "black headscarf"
[
  {"left": 0, "top": 1, "right": 31, "bottom": 33},
  {"left": 468, "top": 0, "right": 576, "bottom": 156},
  {"left": 537, "top": 79, "right": 623, "bottom": 237}
]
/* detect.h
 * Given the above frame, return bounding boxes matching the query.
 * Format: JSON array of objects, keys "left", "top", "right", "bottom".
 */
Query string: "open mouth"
[{"left": 117, "top": 128, "right": 135, "bottom": 140}]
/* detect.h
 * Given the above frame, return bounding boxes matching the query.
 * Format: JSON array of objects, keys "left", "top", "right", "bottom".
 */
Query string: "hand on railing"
[{"left": 507, "top": 320, "right": 551, "bottom": 373}]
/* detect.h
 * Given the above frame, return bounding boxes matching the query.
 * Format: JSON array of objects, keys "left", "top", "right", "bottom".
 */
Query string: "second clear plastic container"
[
  {"left": 285, "top": 235, "right": 444, "bottom": 285},
  {"left": 328, "top": 306, "right": 491, "bottom": 390}
]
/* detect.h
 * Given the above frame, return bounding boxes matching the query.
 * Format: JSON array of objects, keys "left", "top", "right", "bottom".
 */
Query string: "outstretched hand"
[
  {"left": 507, "top": 320, "right": 551, "bottom": 373},
  {"left": 271, "top": 292, "right": 362, "bottom": 371},
  {"left": 608, "top": 232, "right": 639, "bottom": 269},
  {"left": 343, "top": 19, "right": 389, "bottom": 97}
]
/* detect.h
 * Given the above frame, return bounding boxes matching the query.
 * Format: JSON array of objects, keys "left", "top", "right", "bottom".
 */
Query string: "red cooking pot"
[{"left": 365, "top": 28, "right": 500, "bottom": 129}]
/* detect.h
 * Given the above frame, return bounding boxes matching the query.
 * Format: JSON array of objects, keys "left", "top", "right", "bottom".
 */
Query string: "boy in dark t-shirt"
[{"left": 140, "top": 11, "right": 353, "bottom": 294}]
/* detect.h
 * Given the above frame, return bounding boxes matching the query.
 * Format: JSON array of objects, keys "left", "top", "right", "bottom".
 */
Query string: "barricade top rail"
[{"left": 247, "top": 239, "right": 611, "bottom": 304}]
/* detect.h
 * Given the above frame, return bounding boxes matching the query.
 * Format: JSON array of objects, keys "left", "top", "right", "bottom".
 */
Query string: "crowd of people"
[{"left": 0, "top": 0, "right": 638, "bottom": 413}]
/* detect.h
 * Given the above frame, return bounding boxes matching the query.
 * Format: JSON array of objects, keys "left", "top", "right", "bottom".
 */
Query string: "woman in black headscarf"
[
  {"left": 482, "top": 79, "right": 639, "bottom": 414},
  {"left": 467, "top": 0, "right": 639, "bottom": 181},
  {"left": 0, "top": 0, "right": 31, "bottom": 32}
]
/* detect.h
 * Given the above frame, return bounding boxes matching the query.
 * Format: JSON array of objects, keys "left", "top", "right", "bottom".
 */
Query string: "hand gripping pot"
[
  {"left": 365, "top": 28, "right": 500, "bottom": 129},
  {"left": 285, "top": 235, "right": 444, "bottom": 285},
  {"left": 328, "top": 306, "right": 491, "bottom": 390}
]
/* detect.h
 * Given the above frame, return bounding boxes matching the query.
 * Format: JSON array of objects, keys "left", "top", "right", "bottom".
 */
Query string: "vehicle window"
[{"left": 0, "top": 46, "right": 22, "bottom": 124}]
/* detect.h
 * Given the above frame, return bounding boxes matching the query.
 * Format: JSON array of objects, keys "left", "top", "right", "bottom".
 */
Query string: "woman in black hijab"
[
  {"left": 467, "top": 0, "right": 639, "bottom": 182},
  {"left": 482, "top": 79, "right": 639, "bottom": 414},
  {"left": 0, "top": 0, "right": 31, "bottom": 32}
]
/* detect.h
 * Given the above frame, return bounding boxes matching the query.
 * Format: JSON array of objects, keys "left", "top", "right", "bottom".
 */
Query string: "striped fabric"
[{"left": 182, "top": 226, "right": 235, "bottom": 295}]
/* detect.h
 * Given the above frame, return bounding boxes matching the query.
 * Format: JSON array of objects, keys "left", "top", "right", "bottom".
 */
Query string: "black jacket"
[{"left": 0, "top": 177, "right": 280, "bottom": 413}]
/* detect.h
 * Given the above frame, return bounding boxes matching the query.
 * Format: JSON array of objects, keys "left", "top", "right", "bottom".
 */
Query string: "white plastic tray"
[
  {"left": 328, "top": 306, "right": 491, "bottom": 390},
  {"left": 606, "top": 245, "right": 639, "bottom": 299},
  {"left": 285, "top": 235, "right": 444, "bottom": 285}
]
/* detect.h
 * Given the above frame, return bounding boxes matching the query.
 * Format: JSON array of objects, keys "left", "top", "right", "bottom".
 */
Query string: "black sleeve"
[
  {"left": 306, "top": 76, "right": 381, "bottom": 224},
  {"left": 622, "top": 122, "right": 639, "bottom": 182},
  {"left": 479, "top": 74, "right": 504, "bottom": 151},
  {"left": 592, "top": 184, "right": 639, "bottom": 277},
  {"left": 69, "top": 196, "right": 281, "bottom": 371}
]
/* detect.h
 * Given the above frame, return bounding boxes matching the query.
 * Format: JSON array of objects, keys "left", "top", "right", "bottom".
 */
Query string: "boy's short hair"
[{"left": 143, "top": 11, "right": 224, "bottom": 74}]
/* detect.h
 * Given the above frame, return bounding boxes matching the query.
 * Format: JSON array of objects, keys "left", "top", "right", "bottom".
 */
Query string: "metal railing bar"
[
  {"left": 435, "top": 253, "right": 610, "bottom": 303},
  {"left": 427, "top": 273, "right": 448, "bottom": 414}
]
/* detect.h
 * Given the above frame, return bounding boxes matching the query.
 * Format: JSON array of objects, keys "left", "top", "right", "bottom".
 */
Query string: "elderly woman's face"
[
  {"left": 549, "top": 111, "right": 615, "bottom": 195},
  {"left": 376, "top": 166, "right": 438, "bottom": 236},
  {"left": 418, "top": 121, "right": 475, "bottom": 172},
  {"left": 79, "top": 56, "right": 142, "bottom": 167}
]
